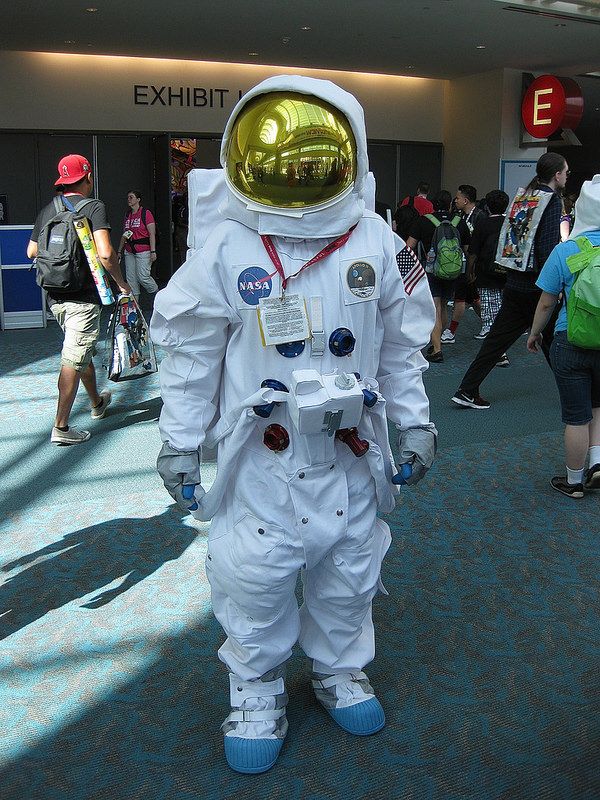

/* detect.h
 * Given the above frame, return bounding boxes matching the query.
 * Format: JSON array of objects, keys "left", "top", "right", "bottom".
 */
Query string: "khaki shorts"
[{"left": 51, "top": 301, "right": 101, "bottom": 371}]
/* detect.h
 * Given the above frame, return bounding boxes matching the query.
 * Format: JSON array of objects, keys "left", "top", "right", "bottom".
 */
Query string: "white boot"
[
  {"left": 222, "top": 665, "right": 288, "bottom": 774},
  {"left": 312, "top": 670, "right": 385, "bottom": 736}
]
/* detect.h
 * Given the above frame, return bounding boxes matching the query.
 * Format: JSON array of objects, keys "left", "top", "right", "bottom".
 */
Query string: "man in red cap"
[{"left": 27, "top": 154, "right": 131, "bottom": 444}]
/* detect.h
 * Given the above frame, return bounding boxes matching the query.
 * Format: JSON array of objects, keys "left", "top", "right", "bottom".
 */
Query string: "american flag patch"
[{"left": 396, "top": 246, "right": 425, "bottom": 295}]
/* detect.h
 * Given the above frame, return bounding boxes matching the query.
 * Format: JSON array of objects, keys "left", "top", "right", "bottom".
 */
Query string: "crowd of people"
[{"left": 394, "top": 154, "right": 600, "bottom": 500}]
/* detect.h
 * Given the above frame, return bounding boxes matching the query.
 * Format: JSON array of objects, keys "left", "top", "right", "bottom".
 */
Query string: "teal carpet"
[{"left": 0, "top": 308, "right": 598, "bottom": 800}]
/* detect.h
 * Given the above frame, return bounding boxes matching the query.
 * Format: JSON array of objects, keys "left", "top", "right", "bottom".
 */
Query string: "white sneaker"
[
  {"left": 441, "top": 329, "right": 455, "bottom": 343},
  {"left": 474, "top": 326, "right": 490, "bottom": 340},
  {"left": 91, "top": 391, "right": 112, "bottom": 419},
  {"left": 51, "top": 426, "right": 91, "bottom": 445}
]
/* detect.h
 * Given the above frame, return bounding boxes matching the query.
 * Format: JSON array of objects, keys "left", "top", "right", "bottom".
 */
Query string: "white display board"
[{"left": 499, "top": 160, "right": 538, "bottom": 202}]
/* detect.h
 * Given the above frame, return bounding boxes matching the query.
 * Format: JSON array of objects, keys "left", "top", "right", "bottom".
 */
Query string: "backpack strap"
[
  {"left": 74, "top": 198, "right": 94, "bottom": 213},
  {"left": 424, "top": 213, "right": 440, "bottom": 227},
  {"left": 566, "top": 236, "right": 598, "bottom": 275},
  {"left": 450, "top": 215, "right": 462, "bottom": 227},
  {"left": 61, "top": 195, "right": 93, "bottom": 215},
  {"left": 408, "top": 196, "right": 414, "bottom": 207}
]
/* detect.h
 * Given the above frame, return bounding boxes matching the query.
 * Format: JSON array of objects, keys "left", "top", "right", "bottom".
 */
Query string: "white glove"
[
  {"left": 157, "top": 442, "right": 205, "bottom": 511},
  {"left": 396, "top": 425, "right": 437, "bottom": 486}
]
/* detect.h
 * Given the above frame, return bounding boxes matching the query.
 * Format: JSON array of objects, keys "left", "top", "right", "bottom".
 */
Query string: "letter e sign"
[{"left": 521, "top": 75, "right": 583, "bottom": 139}]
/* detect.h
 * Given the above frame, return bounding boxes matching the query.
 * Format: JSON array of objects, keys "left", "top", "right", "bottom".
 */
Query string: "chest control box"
[{"left": 287, "top": 369, "right": 364, "bottom": 437}]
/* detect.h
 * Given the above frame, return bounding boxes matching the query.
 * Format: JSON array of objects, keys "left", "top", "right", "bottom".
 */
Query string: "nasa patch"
[
  {"left": 347, "top": 261, "right": 376, "bottom": 299},
  {"left": 237, "top": 266, "right": 272, "bottom": 306}
]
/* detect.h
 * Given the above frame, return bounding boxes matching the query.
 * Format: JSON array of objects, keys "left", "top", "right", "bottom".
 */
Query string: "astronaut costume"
[{"left": 152, "top": 75, "right": 436, "bottom": 774}]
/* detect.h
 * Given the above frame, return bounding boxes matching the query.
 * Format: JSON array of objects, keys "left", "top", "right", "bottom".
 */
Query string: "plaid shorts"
[{"left": 51, "top": 301, "right": 101, "bottom": 371}]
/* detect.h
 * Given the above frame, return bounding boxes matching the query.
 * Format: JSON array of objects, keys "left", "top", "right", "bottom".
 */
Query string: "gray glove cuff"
[
  {"left": 396, "top": 425, "right": 437, "bottom": 486},
  {"left": 157, "top": 441, "right": 203, "bottom": 509}
]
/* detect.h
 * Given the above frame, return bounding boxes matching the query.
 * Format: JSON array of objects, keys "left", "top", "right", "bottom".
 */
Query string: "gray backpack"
[{"left": 35, "top": 196, "right": 93, "bottom": 293}]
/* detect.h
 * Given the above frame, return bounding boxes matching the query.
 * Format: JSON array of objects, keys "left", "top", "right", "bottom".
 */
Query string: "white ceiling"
[{"left": 4, "top": 0, "right": 600, "bottom": 80}]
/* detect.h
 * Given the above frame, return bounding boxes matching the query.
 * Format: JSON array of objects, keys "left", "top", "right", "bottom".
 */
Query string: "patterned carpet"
[{"left": 0, "top": 308, "right": 598, "bottom": 800}]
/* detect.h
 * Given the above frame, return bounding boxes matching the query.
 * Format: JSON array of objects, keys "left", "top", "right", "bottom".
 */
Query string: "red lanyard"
[{"left": 260, "top": 225, "right": 356, "bottom": 293}]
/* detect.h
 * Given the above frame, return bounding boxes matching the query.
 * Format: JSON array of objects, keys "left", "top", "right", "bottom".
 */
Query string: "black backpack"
[
  {"left": 394, "top": 196, "right": 420, "bottom": 240},
  {"left": 35, "top": 196, "right": 93, "bottom": 293}
]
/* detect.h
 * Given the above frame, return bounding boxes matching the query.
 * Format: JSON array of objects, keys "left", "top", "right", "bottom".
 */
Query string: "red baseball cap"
[{"left": 54, "top": 154, "right": 92, "bottom": 186}]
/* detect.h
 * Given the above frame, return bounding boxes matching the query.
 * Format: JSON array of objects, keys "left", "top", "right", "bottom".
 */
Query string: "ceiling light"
[
  {"left": 476, "top": 45, "right": 486, "bottom": 49},
  {"left": 64, "top": 40, "right": 75, "bottom": 44},
  {"left": 85, "top": 7, "right": 98, "bottom": 11},
  {"left": 248, "top": 52, "right": 259, "bottom": 56},
  {"left": 300, "top": 26, "right": 312, "bottom": 31}
]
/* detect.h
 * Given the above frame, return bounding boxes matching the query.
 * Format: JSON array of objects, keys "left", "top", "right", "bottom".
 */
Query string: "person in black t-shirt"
[
  {"left": 441, "top": 184, "right": 486, "bottom": 344},
  {"left": 27, "top": 154, "right": 131, "bottom": 445},
  {"left": 406, "top": 190, "right": 470, "bottom": 363}
]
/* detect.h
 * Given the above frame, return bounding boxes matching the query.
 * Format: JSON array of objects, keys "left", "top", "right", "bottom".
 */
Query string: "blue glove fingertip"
[
  {"left": 182, "top": 484, "right": 198, "bottom": 510},
  {"left": 392, "top": 462, "right": 413, "bottom": 485}
]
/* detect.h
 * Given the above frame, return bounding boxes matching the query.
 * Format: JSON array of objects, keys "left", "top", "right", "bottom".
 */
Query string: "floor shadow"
[{"left": 0, "top": 506, "right": 196, "bottom": 639}]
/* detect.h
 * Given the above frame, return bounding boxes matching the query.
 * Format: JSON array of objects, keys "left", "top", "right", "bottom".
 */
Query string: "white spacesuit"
[{"left": 152, "top": 75, "right": 436, "bottom": 774}]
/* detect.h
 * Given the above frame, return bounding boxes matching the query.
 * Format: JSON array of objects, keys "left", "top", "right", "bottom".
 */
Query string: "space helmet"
[
  {"left": 570, "top": 174, "right": 600, "bottom": 239},
  {"left": 220, "top": 76, "right": 369, "bottom": 239}
]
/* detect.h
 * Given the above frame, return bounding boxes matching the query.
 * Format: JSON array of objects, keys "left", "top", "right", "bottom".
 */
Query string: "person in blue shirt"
[{"left": 527, "top": 175, "right": 600, "bottom": 498}]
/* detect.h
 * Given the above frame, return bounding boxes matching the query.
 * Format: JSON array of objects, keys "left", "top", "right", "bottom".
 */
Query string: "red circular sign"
[{"left": 522, "top": 75, "right": 583, "bottom": 138}]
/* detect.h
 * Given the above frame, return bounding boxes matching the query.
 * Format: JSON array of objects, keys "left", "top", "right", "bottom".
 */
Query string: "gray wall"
[{"left": 367, "top": 142, "right": 443, "bottom": 212}]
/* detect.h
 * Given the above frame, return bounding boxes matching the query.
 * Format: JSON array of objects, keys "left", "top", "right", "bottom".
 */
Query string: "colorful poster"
[{"left": 496, "top": 188, "right": 553, "bottom": 272}]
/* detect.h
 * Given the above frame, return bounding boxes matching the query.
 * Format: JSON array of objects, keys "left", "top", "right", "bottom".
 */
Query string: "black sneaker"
[
  {"left": 451, "top": 390, "right": 490, "bottom": 409},
  {"left": 584, "top": 463, "right": 600, "bottom": 490},
  {"left": 426, "top": 350, "right": 443, "bottom": 363},
  {"left": 495, "top": 353, "right": 510, "bottom": 368},
  {"left": 550, "top": 476, "right": 584, "bottom": 499}
]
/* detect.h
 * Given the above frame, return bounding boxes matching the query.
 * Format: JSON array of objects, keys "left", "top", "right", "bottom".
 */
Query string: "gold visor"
[{"left": 225, "top": 92, "right": 357, "bottom": 209}]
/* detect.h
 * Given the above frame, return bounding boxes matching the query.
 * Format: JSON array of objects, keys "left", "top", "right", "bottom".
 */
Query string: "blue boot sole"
[
  {"left": 224, "top": 736, "right": 283, "bottom": 774},
  {"left": 325, "top": 697, "right": 385, "bottom": 736}
]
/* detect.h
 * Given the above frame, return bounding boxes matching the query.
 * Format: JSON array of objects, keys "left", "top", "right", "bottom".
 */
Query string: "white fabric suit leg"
[
  {"left": 205, "top": 450, "right": 306, "bottom": 682},
  {"left": 298, "top": 457, "right": 391, "bottom": 673}
]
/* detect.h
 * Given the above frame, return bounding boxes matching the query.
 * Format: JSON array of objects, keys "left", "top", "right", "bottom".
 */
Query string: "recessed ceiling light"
[
  {"left": 476, "top": 45, "right": 486, "bottom": 49},
  {"left": 86, "top": 7, "right": 98, "bottom": 12},
  {"left": 282, "top": 36, "right": 291, "bottom": 44},
  {"left": 300, "top": 26, "right": 312, "bottom": 31},
  {"left": 407, "top": 65, "right": 415, "bottom": 69},
  {"left": 64, "top": 40, "right": 75, "bottom": 44},
  {"left": 248, "top": 51, "right": 259, "bottom": 56}
]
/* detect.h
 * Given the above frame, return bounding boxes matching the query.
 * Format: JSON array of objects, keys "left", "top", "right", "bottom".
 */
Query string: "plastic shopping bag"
[{"left": 104, "top": 295, "right": 157, "bottom": 381}]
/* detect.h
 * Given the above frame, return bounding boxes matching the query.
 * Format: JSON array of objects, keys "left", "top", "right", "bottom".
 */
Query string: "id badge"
[{"left": 257, "top": 294, "right": 310, "bottom": 347}]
